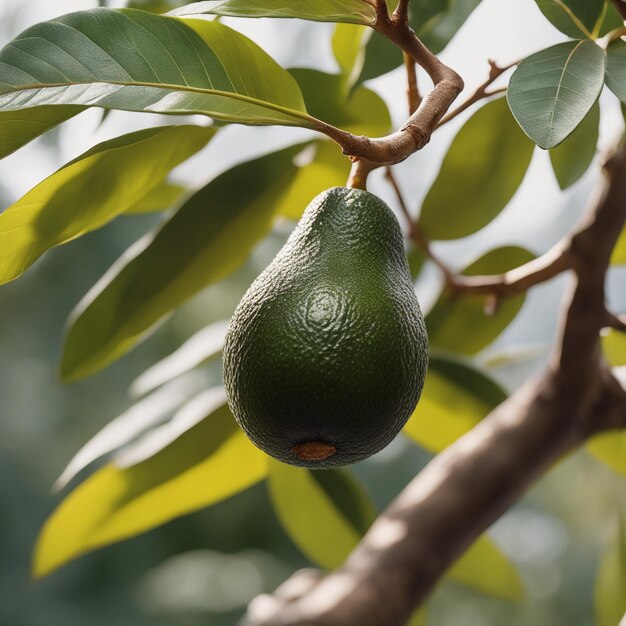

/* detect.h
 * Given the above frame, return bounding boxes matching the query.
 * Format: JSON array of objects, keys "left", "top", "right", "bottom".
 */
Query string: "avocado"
[{"left": 223, "top": 187, "right": 429, "bottom": 468}]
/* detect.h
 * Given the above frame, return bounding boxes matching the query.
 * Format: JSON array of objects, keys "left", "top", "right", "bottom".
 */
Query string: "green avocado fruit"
[{"left": 223, "top": 187, "right": 429, "bottom": 468}]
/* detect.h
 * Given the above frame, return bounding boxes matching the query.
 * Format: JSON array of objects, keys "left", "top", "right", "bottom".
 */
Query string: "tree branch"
[
  {"left": 318, "top": 12, "right": 463, "bottom": 167},
  {"left": 244, "top": 143, "right": 626, "bottom": 626}
]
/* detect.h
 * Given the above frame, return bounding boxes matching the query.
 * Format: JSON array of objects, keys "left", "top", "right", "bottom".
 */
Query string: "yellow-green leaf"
[
  {"left": 602, "top": 330, "right": 626, "bottom": 366},
  {"left": 60, "top": 143, "right": 305, "bottom": 382},
  {"left": 588, "top": 432, "right": 626, "bottom": 477},
  {"left": 332, "top": 24, "right": 371, "bottom": 89},
  {"left": 34, "top": 403, "right": 266, "bottom": 578},
  {"left": 275, "top": 141, "right": 351, "bottom": 220},
  {"left": 595, "top": 515, "right": 626, "bottom": 626},
  {"left": 449, "top": 534, "right": 524, "bottom": 601},
  {"left": 419, "top": 98, "right": 534, "bottom": 240},
  {"left": 0, "top": 125, "right": 214, "bottom": 286},
  {"left": 125, "top": 181, "right": 187, "bottom": 214},
  {"left": 268, "top": 460, "right": 376, "bottom": 570},
  {"left": 404, "top": 353, "right": 506, "bottom": 453}
]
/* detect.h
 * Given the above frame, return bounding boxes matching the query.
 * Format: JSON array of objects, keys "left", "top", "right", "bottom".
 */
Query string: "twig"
[
  {"left": 438, "top": 59, "right": 518, "bottom": 127},
  {"left": 384, "top": 166, "right": 572, "bottom": 297},
  {"left": 404, "top": 53, "right": 421, "bottom": 115}
]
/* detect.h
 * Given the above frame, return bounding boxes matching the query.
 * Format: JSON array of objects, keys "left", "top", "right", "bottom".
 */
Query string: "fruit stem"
[{"left": 347, "top": 158, "right": 376, "bottom": 190}]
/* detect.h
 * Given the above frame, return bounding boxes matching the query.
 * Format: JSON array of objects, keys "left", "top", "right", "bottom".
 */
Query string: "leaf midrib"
[
  {"left": 0, "top": 79, "right": 321, "bottom": 127},
  {"left": 546, "top": 40, "right": 585, "bottom": 146}
]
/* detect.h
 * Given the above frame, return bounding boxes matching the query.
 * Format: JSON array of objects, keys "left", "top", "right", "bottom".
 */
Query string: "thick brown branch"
[{"left": 245, "top": 143, "right": 626, "bottom": 626}]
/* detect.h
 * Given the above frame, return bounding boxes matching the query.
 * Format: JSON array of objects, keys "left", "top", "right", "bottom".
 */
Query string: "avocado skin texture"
[{"left": 223, "top": 187, "right": 429, "bottom": 468}]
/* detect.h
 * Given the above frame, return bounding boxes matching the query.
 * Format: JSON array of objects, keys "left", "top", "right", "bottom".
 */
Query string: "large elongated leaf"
[
  {"left": 34, "top": 403, "right": 267, "bottom": 578},
  {"left": 602, "top": 330, "right": 626, "bottom": 366},
  {"left": 425, "top": 247, "right": 535, "bottom": 355},
  {"left": 403, "top": 353, "right": 506, "bottom": 453},
  {"left": 289, "top": 69, "right": 392, "bottom": 137},
  {"left": 0, "top": 106, "right": 81, "bottom": 159},
  {"left": 606, "top": 40, "right": 626, "bottom": 104},
  {"left": 595, "top": 516, "right": 626, "bottom": 626},
  {"left": 125, "top": 181, "right": 187, "bottom": 214},
  {"left": 268, "top": 460, "right": 377, "bottom": 571},
  {"left": 507, "top": 40, "right": 606, "bottom": 149},
  {"left": 54, "top": 374, "right": 207, "bottom": 491},
  {"left": 535, "top": 0, "right": 603, "bottom": 38},
  {"left": 0, "top": 125, "right": 214, "bottom": 286},
  {"left": 130, "top": 320, "right": 229, "bottom": 397},
  {"left": 419, "top": 98, "right": 534, "bottom": 240},
  {"left": 0, "top": 9, "right": 320, "bottom": 132},
  {"left": 169, "top": 0, "right": 377, "bottom": 24},
  {"left": 549, "top": 101, "right": 599, "bottom": 189},
  {"left": 60, "top": 144, "right": 305, "bottom": 383}
]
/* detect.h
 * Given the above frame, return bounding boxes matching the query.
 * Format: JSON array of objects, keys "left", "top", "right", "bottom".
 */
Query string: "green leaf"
[
  {"left": 507, "top": 40, "right": 606, "bottom": 149},
  {"left": 403, "top": 353, "right": 506, "bottom": 453},
  {"left": 606, "top": 39, "right": 626, "bottom": 104},
  {"left": 535, "top": 0, "right": 602, "bottom": 38},
  {"left": 588, "top": 431, "right": 626, "bottom": 477},
  {"left": 34, "top": 403, "right": 267, "bottom": 577},
  {"left": 449, "top": 534, "right": 524, "bottom": 601},
  {"left": 130, "top": 320, "right": 229, "bottom": 397},
  {"left": 596, "top": 2, "right": 625, "bottom": 36},
  {"left": 425, "top": 247, "right": 535, "bottom": 355},
  {"left": 595, "top": 515, "right": 626, "bottom": 626},
  {"left": 55, "top": 376, "right": 212, "bottom": 491},
  {"left": 0, "top": 125, "right": 214, "bottom": 286},
  {"left": 275, "top": 141, "right": 352, "bottom": 220},
  {"left": 125, "top": 181, "right": 187, "bottom": 214},
  {"left": 60, "top": 143, "right": 306, "bottom": 382},
  {"left": 288, "top": 68, "right": 392, "bottom": 137},
  {"left": 332, "top": 24, "right": 370, "bottom": 89},
  {"left": 0, "top": 106, "right": 81, "bottom": 159},
  {"left": 602, "top": 330, "right": 626, "bottom": 366},
  {"left": 419, "top": 98, "right": 534, "bottom": 240},
  {"left": 549, "top": 100, "right": 599, "bottom": 189},
  {"left": 612, "top": 228, "right": 626, "bottom": 265},
  {"left": 268, "top": 460, "right": 377, "bottom": 570},
  {"left": 416, "top": 0, "right": 482, "bottom": 54},
  {"left": 169, "top": 0, "right": 377, "bottom": 24},
  {"left": 0, "top": 9, "right": 320, "bottom": 131}
]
